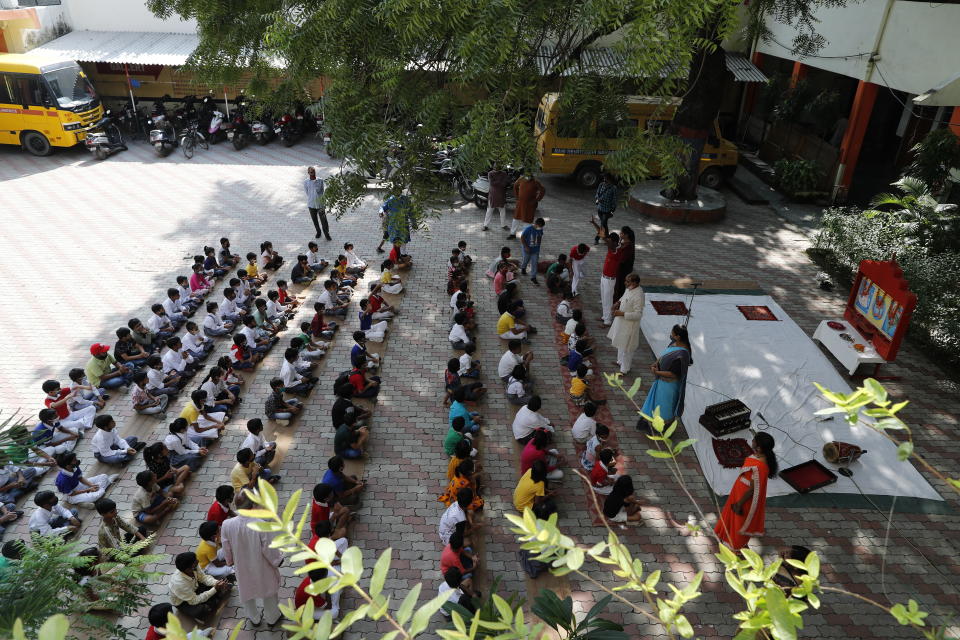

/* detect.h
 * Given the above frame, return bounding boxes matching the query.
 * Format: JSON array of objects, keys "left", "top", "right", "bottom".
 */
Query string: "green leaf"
[
  {"left": 646, "top": 449, "right": 673, "bottom": 459},
  {"left": 863, "top": 378, "right": 888, "bottom": 403},
  {"left": 37, "top": 615, "right": 69, "bottom": 640},
  {"left": 369, "top": 547, "right": 391, "bottom": 598},
  {"left": 332, "top": 604, "right": 370, "bottom": 637},
  {"left": 675, "top": 614, "right": 694, "bottom": 638},
  {"left": 897, "top": 441, "right": 914, "bottom": 461},
  {"left": 625, "top": 376, "right": 643, "bottom": 399},
  {"left": 672, "top": 438, "right": 696, "bottom": 454},
  {"left": 339, "top": 546, "right": 363, "bottom": 578},
  {"left": 281, "top": 488, "right": 302, "bottom": 526},
  {"left": 765, "top": 586, "right": 799, "bottom": 639},
  {"left": 396, "top": 583, "right": 421, "bottom": 625},
  {"left": 410, "top": 586, "right": 462, "bottom": 636}
]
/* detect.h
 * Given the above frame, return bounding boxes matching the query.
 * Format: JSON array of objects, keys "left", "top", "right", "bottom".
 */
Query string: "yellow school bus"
[
  {"left": 535, "top": 92, "right": 738, "bottom": 189},
  {"left": 0, "top": 54, "right": 103, "bottom": 156}
]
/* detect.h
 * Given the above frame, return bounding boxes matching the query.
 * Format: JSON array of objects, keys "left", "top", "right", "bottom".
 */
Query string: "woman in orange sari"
[
  {"left": 439, "top": 458, "right": 483, "bottom": 511},
  {"left": 714, "top": 433, "right": 777, "bottom": 550}
]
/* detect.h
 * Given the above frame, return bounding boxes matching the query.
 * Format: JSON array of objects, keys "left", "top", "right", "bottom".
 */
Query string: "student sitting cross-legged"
[
  {"left": 54, "top": 451, "right": 118, "bottom": 507},
  {"left": 164, "top": 418, "right": 208, "bottom": 472},
  {"left": 133, "top": 469, "right": 181, "bottom": 526},
  {"left": 91, "top": 413, "right": 145, "bottom": 464},
  {"left": 168, "top": 551, "right": 232, "bottom": 624},
  {"left": 182, "top": 321, "right": 215, "bottom": 361},
  {"left": 448, "top": 313, "right": 475, "bottom": 351},
  {"left": 445, "top": 359, "right": 486, "bottom": 403},
  {"left": 505, "top": 365, "right": 535, "bottom": 406},
  {"left": 95, "top": 497, "right": 147, "bottom": 552},
  {"left": 265, "top": 378, "right": 303, "bottom": 423},
  {"left": 29, "top": 490, "right": 81, "bottom": 537}
]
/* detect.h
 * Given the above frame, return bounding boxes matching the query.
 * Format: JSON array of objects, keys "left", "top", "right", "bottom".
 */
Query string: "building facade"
[{"left": 744, "top": 0, "right": 960, "bottom": 203}]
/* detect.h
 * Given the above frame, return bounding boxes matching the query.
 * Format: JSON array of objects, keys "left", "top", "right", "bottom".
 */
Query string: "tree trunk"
[{"left": 667, "top": 43, "right": 728, "bottom": 201}]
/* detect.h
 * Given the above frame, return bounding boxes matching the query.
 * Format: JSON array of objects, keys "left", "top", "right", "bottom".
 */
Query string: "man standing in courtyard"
[
  {"left": 221, "top": 492, "right": 284, "bottom": 627},
  {"left": 305, "top": 166, "right": 330, "bottom": 240},
  {"left": 520, "top": 218, "right": 545, "bottom": 286}
]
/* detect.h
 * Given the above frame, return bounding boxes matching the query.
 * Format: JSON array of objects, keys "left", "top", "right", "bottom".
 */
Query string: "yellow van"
[
  {"left": 0, "top": 54, "right": 103, "bottom": 156},
  {"left": 535, "top": 92, "right": 738, "bottom": 189}
]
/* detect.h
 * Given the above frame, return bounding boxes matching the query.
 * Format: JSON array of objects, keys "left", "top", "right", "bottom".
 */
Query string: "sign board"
[{"left": 843, "top": 258, "right": 917, "bottom": 362}]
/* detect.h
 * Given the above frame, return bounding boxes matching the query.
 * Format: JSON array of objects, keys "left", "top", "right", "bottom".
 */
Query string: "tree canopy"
[{"left": 148, "top": 0, "right": 846, "bottom": 214}]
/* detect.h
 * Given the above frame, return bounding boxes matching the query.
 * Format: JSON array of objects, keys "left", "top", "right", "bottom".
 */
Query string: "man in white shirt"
[
  {"left": 305, "top": 166, "right": 330, "bottom": 240},
  {"left": 29, "top": 490, "right": 80, "bottom": 537},
  {"left": 571, "top": 403, "right": 598, "bottom": 444},
  {"left": 498, "top": 340, "right": 532, "bottom": 382},
  {"left": 91, "top": 414, "right": 144, "bottom": 464},
  {"left": 511, "top": 396, "right": 554, "bottom": 443}
]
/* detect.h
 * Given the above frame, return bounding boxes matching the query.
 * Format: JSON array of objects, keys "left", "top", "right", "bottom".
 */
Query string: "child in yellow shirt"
[
  {"left": 245, "top": 252, "right": 267, "bottom": 285},
  {"left": 195, "top": 521, "right": 235, "bottom": 578},
  {"left": 569, "top": 364, "right": 604, "bottom": 407}
]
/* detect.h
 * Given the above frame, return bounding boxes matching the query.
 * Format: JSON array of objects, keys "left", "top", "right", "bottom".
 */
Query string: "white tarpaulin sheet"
[{"left": 639, "top": 293, "right": 942, "bottom": 502}]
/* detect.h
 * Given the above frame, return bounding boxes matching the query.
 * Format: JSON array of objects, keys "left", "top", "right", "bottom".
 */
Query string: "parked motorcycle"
[
  {"left": 84, "top": 108, "right": 127, "bottom": 160},
  {"left": 471, "top": 166, "right": 521, "bottom": 209},
  {"left": 226, "top": 98, "right": 252, "bottom": 150},
  {"left": 275, "top": 113, "right": 302, "bottom": 147},
  {"left": 207, "top": 109, "right": 227, "bottom": 144},
  {"left": 428, "top": 146, "right": 474, "bottom": 201},
  {"left": 148, "top": 96, "right": 177, "bottom": 157}
]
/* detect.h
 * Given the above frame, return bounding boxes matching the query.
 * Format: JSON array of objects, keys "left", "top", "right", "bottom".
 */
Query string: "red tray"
[{"left": 779, "top": 460, "right": 838, "bottom": 494}]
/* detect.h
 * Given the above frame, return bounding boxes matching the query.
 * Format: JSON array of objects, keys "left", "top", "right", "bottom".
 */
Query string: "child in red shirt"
[
  {"left": 206, "top": 485, "right": 236, "bottom": 525},
  {"left": 311, "top": 483, "right": 351, "bottom": 534}
]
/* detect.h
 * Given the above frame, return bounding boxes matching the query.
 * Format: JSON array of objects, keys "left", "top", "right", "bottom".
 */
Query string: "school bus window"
[
  {"left": 597, "top": 118, "right": 630, "bottom": 138},
  {"left": 535, "top": 107, "right": 546, "bottom": 132},
  {"left": 0, "top": 73, "right": 15, "bottom": 104},
  {"left": 555, "top": 112, "right": 583, "bottom": 138},
  {"left": 43, "top": 65, "right": 97, "bottom": 109}
]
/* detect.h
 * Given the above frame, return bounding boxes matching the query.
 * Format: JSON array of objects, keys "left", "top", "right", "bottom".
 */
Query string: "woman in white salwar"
[{"left": 607, "top": 273, "right": 645, "bottom": 374}]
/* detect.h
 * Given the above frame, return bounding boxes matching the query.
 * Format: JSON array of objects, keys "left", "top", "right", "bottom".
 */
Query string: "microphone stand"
[{"left": 683, "top": 281, "right": 702, "bottom": 328}]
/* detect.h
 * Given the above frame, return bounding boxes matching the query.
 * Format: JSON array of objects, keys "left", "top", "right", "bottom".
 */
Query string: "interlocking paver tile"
[{"left": 0, "top": 139, "right": 958, "bottom": 639}]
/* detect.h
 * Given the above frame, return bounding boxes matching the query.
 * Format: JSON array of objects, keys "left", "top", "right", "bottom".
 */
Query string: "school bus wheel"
[
  {"left": 21, "top": 131, "right": 52, "bottom": 157},
  {"left": 698, "top": 166, "right": 724, "bottom": 189},
  {"left": 574, "top": 162, "right": 602, "bottom": 189}
]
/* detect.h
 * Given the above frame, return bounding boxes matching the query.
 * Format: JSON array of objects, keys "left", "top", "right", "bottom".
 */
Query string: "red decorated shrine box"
[{"left": 844, "top": 259, "right": 917, "bottom": 362}]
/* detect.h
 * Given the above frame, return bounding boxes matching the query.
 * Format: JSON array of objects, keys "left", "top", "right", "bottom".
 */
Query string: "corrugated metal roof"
[
  {"left": 724, "top": 52, "right": 768, "bottom": 83},
  {"left": 29, "top": 30, "right": 199, "bottom": 66},
  {"left": 536, "top": 46, "right": 767, "bottom": 83}
]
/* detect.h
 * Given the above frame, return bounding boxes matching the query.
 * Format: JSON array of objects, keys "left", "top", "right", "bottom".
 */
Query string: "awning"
[
  {"left": 536, "top": 46, "right": 767, "bottom": 83},
  {"left": 28, "top": 30, "right": 199, "bottom": 66},
  {"left": 914, "top": 70, "right": 960, "bottom": 107}
]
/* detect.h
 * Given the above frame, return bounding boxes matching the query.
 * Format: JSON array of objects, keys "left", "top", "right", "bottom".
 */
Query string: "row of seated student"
[{"left": 10, "top": 236, "right": 370, "bottom": 631}]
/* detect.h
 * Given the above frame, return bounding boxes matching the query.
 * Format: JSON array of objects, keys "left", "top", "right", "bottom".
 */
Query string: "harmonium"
[{"left": 699, "top": 399, "right": 752, "bottom": 437}]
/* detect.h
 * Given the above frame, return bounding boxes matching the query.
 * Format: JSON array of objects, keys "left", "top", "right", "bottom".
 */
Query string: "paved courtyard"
[{"left": 0, "top": 139, "right": 958, "bottom": 639}]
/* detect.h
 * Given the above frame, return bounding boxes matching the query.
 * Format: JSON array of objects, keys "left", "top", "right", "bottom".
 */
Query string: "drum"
[{"left": 823, "top": 441, "right": 866, "bottom": 465}]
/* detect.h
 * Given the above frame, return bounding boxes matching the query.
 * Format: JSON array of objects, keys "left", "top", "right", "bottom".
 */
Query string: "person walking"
[
  {"left": 594, "top": 174, "right": 618, "bottom": 244},
  {"left": 221, "top": 493, "right": 284, "bottom": 627},
  {"left": 510, "top": 173, "right": 545, "bottom": 239},
  {"left": 519, "top": 218, "right": 545, "bottom": 285},
  {"left": 607, "top": 273, "right": 644, "bottom": 373},
  {"left": 569, "top": 243, "right": 590, "bottom": 297},
  {"left": 305, "top": 166, "right": 330, "bottom": 240},
  {"left": 483, "top": 165, "right": 509, "bottom": 231}
]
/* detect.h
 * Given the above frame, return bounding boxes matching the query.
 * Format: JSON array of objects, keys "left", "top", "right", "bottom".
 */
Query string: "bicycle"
[{"left": 179, "top": 121, "right": 209, "bottom": 159}]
